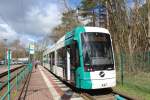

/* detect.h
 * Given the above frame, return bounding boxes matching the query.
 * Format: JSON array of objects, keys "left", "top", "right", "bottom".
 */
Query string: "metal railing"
[
  {"left": 0, "top": 65, "right": 25, "bottom": 91},
  {"left": 0, "top": 64, "right": 32, "bottom": 100}
]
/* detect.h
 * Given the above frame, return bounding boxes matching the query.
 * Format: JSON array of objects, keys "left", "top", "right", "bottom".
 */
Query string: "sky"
[
  {"left": 0, "top": 0, "right": 65, "bottom": 46},
  {"left": 0, "top": 0, "right": 82, "bottom": 47},
  {"left": 0, "top": 0, "right": 146, "bottom": 47}
]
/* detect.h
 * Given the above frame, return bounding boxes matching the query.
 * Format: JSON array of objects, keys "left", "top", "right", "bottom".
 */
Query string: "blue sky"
[{"left": 68, "top": 0, "right": 81, "bottom": 8}]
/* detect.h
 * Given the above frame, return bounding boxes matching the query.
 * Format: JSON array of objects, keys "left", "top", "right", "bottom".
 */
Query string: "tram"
[{"left": 43, "top": 26, "right": 116, "bottom": 89}]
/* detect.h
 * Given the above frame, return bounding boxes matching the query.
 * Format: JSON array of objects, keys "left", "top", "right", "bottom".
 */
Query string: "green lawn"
[{"left": 114, "top": 72, "right": 150, "bottom": 100}]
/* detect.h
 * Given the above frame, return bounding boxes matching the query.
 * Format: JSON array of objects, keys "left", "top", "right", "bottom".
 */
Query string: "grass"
[{"left": 114, "top": 71, "right": 150, "bottom": 100}]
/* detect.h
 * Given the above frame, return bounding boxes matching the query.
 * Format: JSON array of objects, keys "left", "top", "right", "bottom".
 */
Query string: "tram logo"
[{"left": 99, "top": 71, "right": 105, "bottom": 77}]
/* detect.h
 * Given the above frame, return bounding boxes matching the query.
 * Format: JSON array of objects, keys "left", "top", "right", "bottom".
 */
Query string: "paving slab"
[{"left": 24, "top": 66, "right": 53, "bottom": 100}]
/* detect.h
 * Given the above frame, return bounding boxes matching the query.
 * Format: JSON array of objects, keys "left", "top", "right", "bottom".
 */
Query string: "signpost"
[
  {"left": 29, "top": 43, "right": 35, "bottom": 54},
  {"left": 29, "top": 43, "right": 35, "bottom": 63},
  {"left": 28, "top": 43, "right": 34, "bottom": 72}
]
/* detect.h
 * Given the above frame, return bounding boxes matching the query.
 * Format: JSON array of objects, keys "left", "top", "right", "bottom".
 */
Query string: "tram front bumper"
[{"left": 79, "top": 78, "right": 116, "bottom": 89}]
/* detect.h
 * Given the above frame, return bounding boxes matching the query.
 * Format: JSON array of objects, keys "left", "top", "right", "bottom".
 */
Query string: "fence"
[
  {"left": 115, "top": 51, "right": 150, "bottom": 99},
  {"left": 0, "top": 64, "right": 32, "bottom": 100}
]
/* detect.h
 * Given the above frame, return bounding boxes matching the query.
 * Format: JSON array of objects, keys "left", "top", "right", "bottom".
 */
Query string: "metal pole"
[
  {"left": 148, "top": 51, "right": 150, "bottom": 65},
  {"left": 7, "top": 49, "right": 11, "bottom": 100},
  {"left": 120, "top": 51, "right": 124, "bottom": 86},
  {"left": 148, "top": 0, "right": 150, "bottom": 47},
  {"left": 29, "top": 44, "right": 30, "bottom": 64},
  {"left": 28, "top": 45, "right": 31, "bottom": 72},
  {"left": 16, "top": 73, "right": 18, "bottom": 90}
]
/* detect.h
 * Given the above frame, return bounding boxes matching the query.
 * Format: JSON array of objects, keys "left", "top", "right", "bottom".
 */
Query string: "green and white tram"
[{"left": 43, "top": 26, "right": 116, "bottom": 89}]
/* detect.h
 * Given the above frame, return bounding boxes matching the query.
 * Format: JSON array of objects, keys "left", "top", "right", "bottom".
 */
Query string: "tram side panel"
[
  {"left": 49, "top": 45, "right": 77, "bottom": 84},
  {"left": 54, "top": 47, "right": 75, "bottom": 82}
]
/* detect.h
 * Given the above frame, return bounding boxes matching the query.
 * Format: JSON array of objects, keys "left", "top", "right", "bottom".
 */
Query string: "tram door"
[
  {"left": 66, "top": 47, "right": 71, "bottom": 81},
  {"left": 67, "top": 43, "right": 78, "bottom": 84},
  {"left": 66, "top": 46, "right": 75, "bottom": 83},
  {"left": 62, "top": 48, "right": 67, "bottom": 79}
]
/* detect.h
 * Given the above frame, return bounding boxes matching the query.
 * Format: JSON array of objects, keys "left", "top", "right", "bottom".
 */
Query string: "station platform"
[{"left": 21, "top": 65, "right": 83, "bottom": 100}]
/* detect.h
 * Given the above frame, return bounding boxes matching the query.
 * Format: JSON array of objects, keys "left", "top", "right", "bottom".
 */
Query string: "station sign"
[{"left": 29, "top": 43, "right": 35, "bottom": 54}]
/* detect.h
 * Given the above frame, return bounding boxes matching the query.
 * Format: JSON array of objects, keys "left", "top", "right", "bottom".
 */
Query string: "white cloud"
[
  {"left": 18, "top": 34, "right": 33, "bottom": 47},
  {"left": 25, "top": 4, "right": 62, "bottom": 35},
  {"left": 0, "top": 0, "right": 63, "bottom": 45},
  {"left": 0, "top": 23, "right": 18, "bottom": 42}
]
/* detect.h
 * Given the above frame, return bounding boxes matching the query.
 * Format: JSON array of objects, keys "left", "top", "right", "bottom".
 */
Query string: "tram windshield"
[{"left": 82, "top": 32, "right": 114, "bottom": 71}]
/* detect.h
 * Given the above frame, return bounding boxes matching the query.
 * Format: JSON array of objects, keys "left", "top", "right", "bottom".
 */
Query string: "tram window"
[
  {"left": 63, "top": 48, "right": 67, "bottom": 66},
  {"left": 44, "top": 55, "right": 46, "bottom": 63},
  {"left": 51, "top": 52, "right": 55, "bottom": 65},
  {"left": 57, "top": 48, "right": 66, "bottom": 67},
  {"left": 57, "top": 49, "right": 62, "bottom": 67},
  {"left": 49, "top": 53, "right": 52, "bottom": 65},
  {"left": 70, "top": 41, "right": 80, "bottom": 67},
  {"left": 46, "top": 55, "right": 48, "bottom": 63}
]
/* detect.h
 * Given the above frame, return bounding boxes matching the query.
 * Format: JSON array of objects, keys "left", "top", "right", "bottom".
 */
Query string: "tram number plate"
[{"left": 102, "top": 83, "right": 107, "bottom": 87}]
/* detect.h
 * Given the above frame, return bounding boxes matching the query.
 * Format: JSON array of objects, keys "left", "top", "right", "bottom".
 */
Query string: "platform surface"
[{"left": 24, "top": 65, "right": 83, "bottom": 100}]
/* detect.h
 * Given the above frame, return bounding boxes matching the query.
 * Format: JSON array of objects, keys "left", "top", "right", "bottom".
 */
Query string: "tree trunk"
[
  {"left": 105, "top": 1, "right": 109, "bottom": 29},
  {"left": 148, "top": 0, "right": 150, "bottom": 49}
]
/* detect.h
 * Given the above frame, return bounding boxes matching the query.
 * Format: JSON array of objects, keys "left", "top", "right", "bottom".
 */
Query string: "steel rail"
[
  {"left": 0, "top": 65, "right": 31, "bottom": 100},
  {"left": 18, "top": 69, "right": 31, "bottom": 100},
  {"left": 0, "top": 67, "right": 25, "bottom": 90},
  {"left": 0, "top": 65, "right": 25, "bottom": 78},
  {"left": 112, "top": 90, "right": 135, "bottom": 100},
  {"left": 80, "top": 90, "right": 136, "bottom": 100}
]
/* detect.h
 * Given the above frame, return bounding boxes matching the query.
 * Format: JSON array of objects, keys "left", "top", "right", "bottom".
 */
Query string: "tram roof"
[
  {"left": 55, "top": 26, "right": 110, "bottom": 44},
  {"left": 44, "top": 26, "right": 110, "bottom": 55}
]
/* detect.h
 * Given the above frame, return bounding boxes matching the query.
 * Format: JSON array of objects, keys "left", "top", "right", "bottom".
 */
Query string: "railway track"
[
  {"left": 78, "top": 85, "right": 136, "bottom": 100},
  {"left": 81, "top": 92, "right": 115, "bottom": 100},
  {"left": 0, "top": 65, "right": 25, "bottom": 90},
  {"left": 80, "top": 91, "right": 134, "bottom": 100},
  {"left": 0, "top": 65, "right": 26, "bottom": 98},
  {"left": 0, "top": 65, "right": 25, "bottom": 78},
  {"left": 79, "top": 86, "right": 135, "bottom": 100},
  {"left": 44, "top": 66, "right": 136, "bottom": 100}
]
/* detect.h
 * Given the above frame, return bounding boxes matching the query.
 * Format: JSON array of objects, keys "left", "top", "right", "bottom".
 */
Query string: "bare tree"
[
  {"left": 50, "top": 10, "right": 80, "bottom": 42},
  {"left": 148, "top": 0, "right": 150, "bottom": 48},
  {"left": 0, "top": 40, "right": 6, "bottom": 59},
  {"left": 10, "top": 39, "right": 27, "bottom": 58}
]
